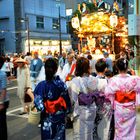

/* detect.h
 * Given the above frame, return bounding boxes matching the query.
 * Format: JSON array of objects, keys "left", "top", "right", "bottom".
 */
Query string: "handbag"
[
  {"left": 28, "top": 105, "right": 41, "bottom": 125},
  {"left": 24, "top": 88, "right": 32, "bottom": 103}
]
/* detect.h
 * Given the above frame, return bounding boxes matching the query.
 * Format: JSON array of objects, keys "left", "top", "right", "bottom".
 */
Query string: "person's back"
[
  {"left": 68, "top": 57, "right": 98, "bottom": 140},
  {"left": 106, "top": 57, "right": 113, "bottom": 72},
  {"left": 34, "top": 58, "right": 71, "bottom": 140},
  {"left": 94, "top": 58, "right": 111, "bottom": 140},
  {"left": 24, "top": 52, "right": 32, "bottom": 65},
  {"left": 103, "top": 52, "right": 113, "bottom": 72},
  {"left": 105, "top": 58, "right": 140, "bottom": 140},
  {"left": 30, "top": 52, "right": 43, "bottom": 91}
]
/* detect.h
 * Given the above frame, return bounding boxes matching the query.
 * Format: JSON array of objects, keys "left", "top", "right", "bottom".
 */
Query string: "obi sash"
[
  {"left": 78, "top": 92, "right": 97, "bottom": 106},
  {"left": 44, "top": 97, "right": 67, "bottom": 114},
  {"left": 115, "top": 91, "right": 136, "bottom": 103}
]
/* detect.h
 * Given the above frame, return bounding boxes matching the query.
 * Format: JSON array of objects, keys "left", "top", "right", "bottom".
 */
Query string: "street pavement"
[{"left": 7, "top": 80, "right": 140, "bottom": 140}]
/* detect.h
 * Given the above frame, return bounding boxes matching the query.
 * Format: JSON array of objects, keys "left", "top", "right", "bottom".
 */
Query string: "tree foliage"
[{"left": 72, "top": 2, "right": 98, "bottom": 19}]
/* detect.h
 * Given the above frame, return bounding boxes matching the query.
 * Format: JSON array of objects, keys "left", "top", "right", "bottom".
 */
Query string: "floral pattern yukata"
[
  {"left": 68, "top": 75, "right": 98, "bottom": 140},
  {"left": 34, "top": 76, "right": 71, "bottom": 140},
  {"left": 105, "top": 74, "right": 140, "bottom": 140}
]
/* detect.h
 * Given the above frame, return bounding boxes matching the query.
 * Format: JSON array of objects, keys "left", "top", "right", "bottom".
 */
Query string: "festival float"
[{"left": 71, "top": 2, "right": 128, "bottom": 60}]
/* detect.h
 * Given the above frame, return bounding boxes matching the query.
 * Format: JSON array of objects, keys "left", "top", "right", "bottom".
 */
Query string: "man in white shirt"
[{"left": 60, "top": 53, "right": 76, "bottom": 82}]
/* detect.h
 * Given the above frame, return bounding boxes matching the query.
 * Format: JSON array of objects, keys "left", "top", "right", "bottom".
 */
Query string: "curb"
[{"left": 7, "top": 86, "right": 17, "bottom": 91}]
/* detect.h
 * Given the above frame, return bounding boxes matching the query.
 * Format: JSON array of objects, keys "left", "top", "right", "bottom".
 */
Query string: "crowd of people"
[{"left": 0, "top": 48, "right": 140, "bottom": 140}]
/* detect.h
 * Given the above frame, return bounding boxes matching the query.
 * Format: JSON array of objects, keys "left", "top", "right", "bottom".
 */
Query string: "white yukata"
[
  {"left": 94, "top": 77, "right": 112, "bottom": 140},
  {"left": 68, "top": 75, "right": 98, "bottom": 140}
]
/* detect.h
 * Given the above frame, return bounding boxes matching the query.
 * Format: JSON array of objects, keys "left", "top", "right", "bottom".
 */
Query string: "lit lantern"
[
  {"left": 110, "top": 14, "right": 118, "bottom": 28},
  {"left": 71, "top": 17, "right": 80, "bottom": 29}
]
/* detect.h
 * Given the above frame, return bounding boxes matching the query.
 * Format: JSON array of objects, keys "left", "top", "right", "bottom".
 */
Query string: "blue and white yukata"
[{"left": 34, "top": 76, "right": 71, "bottom": 140}]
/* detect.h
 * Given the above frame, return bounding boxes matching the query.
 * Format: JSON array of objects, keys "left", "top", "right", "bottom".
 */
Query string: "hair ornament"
[
  {"left": 123, "top": 59, "right": 126, "bottom": 64},
  {"left": 123, "top": 59, "right": 127, "bottom": 68}
]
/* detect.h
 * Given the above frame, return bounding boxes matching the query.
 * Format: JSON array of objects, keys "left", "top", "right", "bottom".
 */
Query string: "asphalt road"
[{"left": 6, "top": 80, "right": 140, "bottom": 140}]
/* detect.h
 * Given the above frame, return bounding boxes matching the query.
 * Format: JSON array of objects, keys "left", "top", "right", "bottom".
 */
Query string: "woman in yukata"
[
  {"left": 105, "top": 58, "right": 140, "bottom": 140},
  {"left": 93, "top": 58, "right": 112, "bottom": 140},
  {"left": 68, "top": 57, "right": 99, "bottom": 140},
  {"left": 34, "top": 57, "right": 71, "bottom": 140}
]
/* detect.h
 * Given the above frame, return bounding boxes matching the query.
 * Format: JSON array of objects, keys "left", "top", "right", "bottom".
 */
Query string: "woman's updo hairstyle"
[
  {"left": 116, "top": 58, "right": 128, "bottom": 72},
  {"left": 75, "top": 57, "right": 90, "bottom": 77},
  {"left": 45, "top": 57, "right": 58, "bottom": 81}
]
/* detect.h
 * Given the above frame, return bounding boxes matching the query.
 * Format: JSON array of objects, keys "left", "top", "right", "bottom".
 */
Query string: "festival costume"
[
  {"left": 69, "top": 75, "right": 99, "bottom": 140},
  {"left": 105, "top": 74, "right": 140, "bottom": 140},
  {"left": 93, "top": 76, "right": 112, "bottom": 140},
  {"left": 60, "top": 62, "right": 76, "bottom": 82},
  {"left": 34, "top": 76, "right": 71, "bottom": 140}
]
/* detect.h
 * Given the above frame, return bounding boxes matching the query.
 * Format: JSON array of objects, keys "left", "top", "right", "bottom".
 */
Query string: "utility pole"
[
  {"left": 21, "top": 17, "right": 30, "bottom": 53},
  {"left": 26, "top": 17, "right": 30, "bottom": 53},
  {"left": 56, "top": 0, "right": 62, "bottom": 56},
  {"left": 58, "top": 6, "right": 62, "bottom": 55}
]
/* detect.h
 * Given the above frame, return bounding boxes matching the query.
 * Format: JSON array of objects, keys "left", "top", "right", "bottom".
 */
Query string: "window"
[
  {"left": 66, "top": 9, "right": 73, "bottom": 16},
  {"left": 52, "top": 18, "right": 59, "bottom": 30},
  {"left": 0, "top": 39, "right": 5, "bottom": 55},
  {"left": 128, "top": 0, "right": 134, "bottom": 14},
  {"left": 36, "top": 16, "right": 44, "bottom": 29}
]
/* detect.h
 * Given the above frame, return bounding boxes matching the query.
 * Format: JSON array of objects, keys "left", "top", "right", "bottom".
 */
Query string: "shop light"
[
  {"left": 62, "top": 41, "right": 70, "bottom": 46},
  {"left": 34, "top": 40, "right": 42, "bottom": 44},
  {"left": 30, "top": 40, "right": 34, "bottom": 45},
  {"left": 42, "top": 41, "right": 49, "bottom": 46},
  {"left": 52, "top": 40, "right": 59, "bottom": 45}
]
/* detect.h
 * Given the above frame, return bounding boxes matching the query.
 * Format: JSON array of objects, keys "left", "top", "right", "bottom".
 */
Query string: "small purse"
[{"left": 24, "top": 88, "right": 32, "bottom": 103}]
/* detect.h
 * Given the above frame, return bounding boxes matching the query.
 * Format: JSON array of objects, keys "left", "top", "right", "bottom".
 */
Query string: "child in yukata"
[{"left": 105, "top": 58, "right": 140, "bottom": 140}]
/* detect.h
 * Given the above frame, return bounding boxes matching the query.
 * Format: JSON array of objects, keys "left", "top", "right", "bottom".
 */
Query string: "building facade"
[
  {"left": 0, "top": 0, "right": 71, "bottom": 55},
  {"left": 128, "top": 0, "right": 140, "bottom": 74},
  {"left": 0, "top": 0, "right": 16, "bottom": 55}
]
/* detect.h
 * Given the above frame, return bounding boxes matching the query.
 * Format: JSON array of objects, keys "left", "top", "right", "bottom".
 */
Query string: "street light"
[
  {"left": 56, "top": 0, "right": 62, "bottom": 56},
  {"left": 21, "top": 17, "right": 30, "bottom": 53}
]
